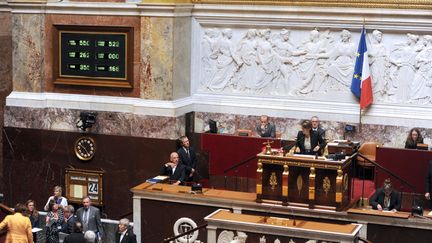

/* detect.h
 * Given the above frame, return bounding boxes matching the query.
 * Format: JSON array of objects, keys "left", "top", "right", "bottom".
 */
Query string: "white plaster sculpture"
[
  {"left": 368, "top": 30, "right": 390, "bottom": 99},
  {"left": 206, "top": 28, "right": 241, "bottom": 91},
  {"left": 411, "top": 35, "right": 432, "bottom": 103},
  {"left": 388, "top": 33, "right": 419, "bottom": 102},
  {"left": 296, "top": 28, "right": 330, "bottom": 94},
  {"left": 326, "top": 29, "right": 356, "bottom": 90},
  {"left": 236, "top": 29, "right": 259, "bottom": 91}
]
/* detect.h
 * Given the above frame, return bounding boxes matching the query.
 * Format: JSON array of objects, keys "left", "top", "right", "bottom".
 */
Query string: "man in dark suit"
[
  {"left": 64, "top": 221, "right": 86, "bottom": 243},
  {"left": 370, "top": 178, "right": 401, "bottom": 211},
  {"left": 115, "top": 218, "right": 137, "bottom": 243},
  {"left": 76, "top": 196, "right": 104, "bottom": 242},
  {"left": 256, "top": 115, "right": 276, "bottom": 138},
  {"left": 311, "top": 116, "right": 325, "bottom": 140},
  {"left": 62, "top": 205, "right": 78, "bottom": 234},
  {"left": 160, "top": 152, "right": 186, "bottom": 185},
  {"left": 177, "top": 136, "right": 198, "bottom": 182},
  {"left": 425, "top": 160, "right": 432, "bottom": 209}
]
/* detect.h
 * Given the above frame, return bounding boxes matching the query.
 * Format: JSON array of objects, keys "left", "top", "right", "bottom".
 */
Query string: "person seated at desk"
[
  {"left": 405, "top": 128, "right": 424, "bottom": 149},
  {"left": 295, "top": 120, "right": 326, "bottom": 155},
  {"left": 370, "top": 178, "right": 401, "bottom": 212},
  {"left": 256, "top": 115, "right": 276, "bottom": 138},
  {"left": 160, "top": 152, "right": 186, "bottom": 185}
]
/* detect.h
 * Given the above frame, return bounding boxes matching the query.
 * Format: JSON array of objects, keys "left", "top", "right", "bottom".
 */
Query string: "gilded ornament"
[
  {"left": 343, "top": 173, "right": 348, "bottom": 192},
  {"left": 296, "top": 174, "right": 303, "bottom": 195},
  {"left": 323, "top": 176, "right": 331, "bottom": 195},
  {"left": 269, "top": 172, "right": 278, "bottom": 190}
]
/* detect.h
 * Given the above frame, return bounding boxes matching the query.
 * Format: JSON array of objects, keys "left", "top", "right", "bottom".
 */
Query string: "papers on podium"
[
  {"left": 32, "top": 227, "right": 43, "bottom": 233},
  {"left": 146, "top": 175, "right": 169, "bottom": 184}
]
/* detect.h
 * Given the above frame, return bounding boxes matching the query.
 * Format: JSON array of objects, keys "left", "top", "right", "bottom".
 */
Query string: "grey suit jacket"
[
  {"left": 76, "top": 206, "right": 104, "bottom": 235},
  {"left": 256, "top": 123, "right": 276, "bottom": 138}
]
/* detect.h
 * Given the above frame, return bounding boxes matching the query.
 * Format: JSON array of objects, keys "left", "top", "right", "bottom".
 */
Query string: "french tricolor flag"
[{"left": 351, "top": 28, "right": 373, "bottom": 110}]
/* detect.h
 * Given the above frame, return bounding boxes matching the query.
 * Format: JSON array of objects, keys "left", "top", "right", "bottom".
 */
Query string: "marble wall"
[
  {"left": 4, "top": 106, "right": 186, "bottom": 139},
  {"left": 4, "top": 2, "right": 432, "bottom": 143},
  {"left": 195, "top": 112, "right": 432, "bottom": 148}
]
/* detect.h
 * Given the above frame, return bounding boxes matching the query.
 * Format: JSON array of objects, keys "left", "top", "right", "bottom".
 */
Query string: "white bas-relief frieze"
[
  {"left": 217, "top": 231, "right": 247, "bottom": 243},
  {"left": 198, "top": 27, "right": 432, "bottom": 105}
]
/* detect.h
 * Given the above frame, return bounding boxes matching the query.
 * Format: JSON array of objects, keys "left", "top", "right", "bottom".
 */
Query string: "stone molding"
[{"left": 6, "top": 92, "right": 432, "bottom": 128}]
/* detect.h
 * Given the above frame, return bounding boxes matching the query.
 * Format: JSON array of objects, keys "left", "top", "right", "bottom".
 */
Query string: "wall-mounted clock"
[{"left": 74, "top": 136, "right": 96, "bottom": 161}]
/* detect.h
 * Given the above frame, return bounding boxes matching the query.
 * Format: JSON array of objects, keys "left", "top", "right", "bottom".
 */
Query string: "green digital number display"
[
  {"left": 96, "top": 53, "right": 120, "bottom": 60},
  {"left": 68, "top": 64, "right": 78, "bottom": 70},
  {"left": 68, "top": 40, "right": 77, "bottom": 46},
  {"left": 79, "top": 40, "right": 90, "bottom": 46},
  {"left": 96, "top": 40, "right": 106, "bottom": 47},
  {"left": 68, "top": 52, "right": 90, "bottom": 59},
  {"left": 108, "top": 41, "right": 120, "bottom": 47},
  {"left": 80, "top": 64, "right": 90, "bottom": 71},
  {"left": 96, "top": 65, "right": 119, "bottom": 72},
  {"left": 60, "top": 30, "right": 127, "bottom": 80}
]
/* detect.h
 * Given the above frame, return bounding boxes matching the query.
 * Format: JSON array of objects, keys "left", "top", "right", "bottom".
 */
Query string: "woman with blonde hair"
[{"left": 44, "top": 185, "right": 68, "bottom": 210}]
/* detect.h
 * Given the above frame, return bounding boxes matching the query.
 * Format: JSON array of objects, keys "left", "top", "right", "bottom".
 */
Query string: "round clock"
[{"left": 74, "top": 136, "right": 96, "bottom": 161}]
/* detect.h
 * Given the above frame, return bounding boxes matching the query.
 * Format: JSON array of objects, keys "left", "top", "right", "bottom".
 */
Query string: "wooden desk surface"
[
  {"left": 347, "top": 208, "right": 411, "bottom": 219},
  {"left": 132, "top": 182, "right": 256, "bottom": 202},
  {"left": 209, "top": 210, "right": 359, "bottom": 235}
]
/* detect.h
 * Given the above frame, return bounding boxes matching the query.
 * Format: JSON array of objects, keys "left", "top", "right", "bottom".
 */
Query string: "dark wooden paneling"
[
  {"left": 368, "top": 223, "right": 432, "bottom": 243},
  {"left": 2, "top": 127, "right": 176, "bottom": 218},
  {"left": 140, "top": 199, "right": 222, "bottom": 242}
]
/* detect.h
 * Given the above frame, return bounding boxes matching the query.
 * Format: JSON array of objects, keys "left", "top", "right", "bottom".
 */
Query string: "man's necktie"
[
  {"left": 83, "top": 209, "right": 89, "bottom": 231},
  {"left": 186, "top": 149, "right": 190, "bottom": 159}
]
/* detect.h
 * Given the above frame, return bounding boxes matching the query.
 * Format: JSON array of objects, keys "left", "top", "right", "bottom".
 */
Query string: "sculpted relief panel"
[{"left": 198, "top": 27, "right": 432, "bottom": 105}]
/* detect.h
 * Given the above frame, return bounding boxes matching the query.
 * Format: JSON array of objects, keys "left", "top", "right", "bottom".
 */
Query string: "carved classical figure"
[
  {"left": 388, "top": 33, "right": 419, "bottom": 101},
  {"left": 296, "top": 29, "right": 330, "bottom": 94},
  {"left": 259, "top": 236, "right": 266, "bottom": 243},
  {"left": 201, "top": 28, "right": 220, "bottom": 86},
  {"left": 271, "top": 29, "right": 304, "bottom": 94},
  {"left": 368, "top": 30, "right": 390, "bottom": 98},
  {"left": 255, "top": 29, "right": 282, "bottom": 93},
  {"left": 326, "top": 29, "right": 356, "bottom": 90},
  {"left": 236, "top": 29, "right": 259, "bottom": 91},
  {"left": 230, "top": 232, "right": 247, "bottom": 243},
  {"left": 410, "top": 35, "right": 432, "bottom": 103},
  {"left": 205, "top": 28, "right": 241, "bottom": 91}
]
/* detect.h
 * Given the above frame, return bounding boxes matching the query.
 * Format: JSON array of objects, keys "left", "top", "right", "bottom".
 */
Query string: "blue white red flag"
[{"left": 351, "top": 28, "right": 373, "bottom": 110}]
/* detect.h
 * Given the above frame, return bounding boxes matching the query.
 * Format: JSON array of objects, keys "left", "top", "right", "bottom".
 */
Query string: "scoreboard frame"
[{"left": 53, "top": 25, "right": 134, "bottom": 88}]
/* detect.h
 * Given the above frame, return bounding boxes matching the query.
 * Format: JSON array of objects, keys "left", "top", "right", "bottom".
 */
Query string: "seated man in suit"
[
  {"left": 256, "top": 115, "right": 276, "bottom": 138},
  {"left": 370, "top": 178, "right": 401, "bottom": 212},
  {"left": 177, "top": 136, "right": 198, "bottom": 182},
  {"left": 161, "top": 152, "right": 186, "bottom": 185}
]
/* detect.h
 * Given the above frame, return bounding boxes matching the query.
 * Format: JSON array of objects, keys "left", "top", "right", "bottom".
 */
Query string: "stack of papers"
[{"left": 146, "top": 175, "right": 169, "bottom": 184}]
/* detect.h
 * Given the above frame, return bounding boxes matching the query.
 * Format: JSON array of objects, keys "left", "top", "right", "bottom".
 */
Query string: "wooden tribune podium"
[
  {"left": 256, "top": 152, "right": 353, "bottom": 210},
  {"left": 205, "top": 209, "right": 362, "bottom": 243}
]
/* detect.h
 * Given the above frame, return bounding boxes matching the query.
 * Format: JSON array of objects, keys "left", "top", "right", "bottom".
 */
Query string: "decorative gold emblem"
[
  {"left": 343, "top": 173, "right": 349, "bottom": 192},
  {"left": 296, "top": 175, "right": 303, "bottom": 195},
  {"left": 323, "top": 176, "right": 331, "bottom": 195},
  {"left": 269, "top": 172, "right": 277, "bottom": 190},
  {"left": 263, "top": 140, "right": 274, "bottom": 155}
]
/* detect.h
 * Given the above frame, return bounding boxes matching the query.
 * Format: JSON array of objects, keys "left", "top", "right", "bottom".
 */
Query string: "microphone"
[
  {"left": 290, "top": 206, "right": 296, "bottom": 227},
  {"left": 263, "top": 202, "right": 277, "bottom": 224}
]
